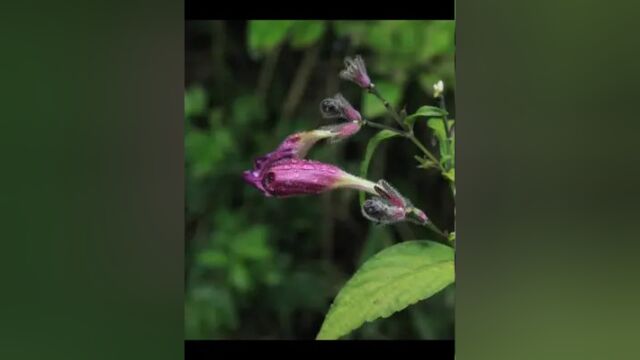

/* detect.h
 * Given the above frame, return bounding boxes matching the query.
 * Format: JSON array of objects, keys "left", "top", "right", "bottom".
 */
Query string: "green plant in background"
[
  {"left": 185, "top": 20, "right": 455, "bottom": 340},
  {"left": 243, "top": 54, "right": 456, "bottom": 340}
]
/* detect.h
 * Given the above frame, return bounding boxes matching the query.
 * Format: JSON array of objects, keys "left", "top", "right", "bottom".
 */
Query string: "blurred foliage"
[{"left": 185, "top": 20, "right": 455, "bottom": 339}]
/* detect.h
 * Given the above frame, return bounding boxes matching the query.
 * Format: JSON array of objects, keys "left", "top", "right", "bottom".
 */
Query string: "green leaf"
[
  {"left": 316, "top": 240, "right": 455, "bottom": 340},
  {"left": 404, "top": 105, "right": 448, "bottom": 129},
  {"left": 229, "top": 263, "right": 251, "bottom": 292},
  {"left": 443, "top": 169, "right": 455, "bottom": 182},
  {"left": 364, "top": 81, "right": 401, "bottom": 119},
  {"left": 230, "top": 226, "right": 270, "bottom": 261},
  {"left": 184, "top": 86, "right": 207, "bottom": 118},
  {"left": 427, "top": 118, "right": 455, "bottom": 169},
  {"left": 248, "top": 20, "right": 294, "bottom": 55},
  {"left": 197, "top": 251, "right": 228, "bottom": 268},
  {"left": 232, "top": 94, "right": 266, "bottom": 126},
  {"left": 427, "top": 118, "right": 447, "bottom": 143},
  {"left": 358, "top": 225, "right": 393, "bottom": 266},
  {"left": 290, "top": 21, "right": 326, "bottom": 48},
  {"left": 359, "top": 130, "right": 400, "bottom": 206}
]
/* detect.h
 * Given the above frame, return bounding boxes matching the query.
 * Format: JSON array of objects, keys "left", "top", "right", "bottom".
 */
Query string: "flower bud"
[
  {"left": 339, "top": 55, "right": 372, "bottom": 89},
  {"left": 433, "top": 80, "right": 444, "bottom": 98},
  {"left": 361, "top": 197, "right": 406, "bottom": 225},
  {"left": 244, "top": 158, "right": 378, "bottom": 198},
  {"left": 319, "top": 93, "right": 362, "bottom": 122}
]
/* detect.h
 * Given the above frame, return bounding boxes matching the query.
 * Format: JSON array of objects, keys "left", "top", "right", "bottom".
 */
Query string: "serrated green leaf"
[
  {"left": 364, "top": 82, "right": 401, "bottom": 119},
  {"left": 317, "top": 240, "right": 455, "bottom": 340},
  {"left": 248, "top": 20, "right": 294, "bottom": 55},
  {"left": 404, "top": 105, "right": 448, "bottom": 129},
  {"left": 359, "top": 130, "right": 400, "bottom": 206},
  {"left": 290, "top": 21, "right": 326, "bottom": 48}
]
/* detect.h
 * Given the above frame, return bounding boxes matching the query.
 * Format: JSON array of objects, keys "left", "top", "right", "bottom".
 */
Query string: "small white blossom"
[{"left": 433, "top": 80, "right": 444, "bottom": 98}]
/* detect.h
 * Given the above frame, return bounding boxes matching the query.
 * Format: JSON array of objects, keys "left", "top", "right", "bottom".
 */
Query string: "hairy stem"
[
  {"left": 407, "top": 135, "right": 446, "bottom": 173},
  {"left": 362, "top": 120, "right": 446, "bottom": 174},
  {"left": 368, "top": 86, "right": 408, "bottom": 130},
  {"left": 363, "top": 120, "right": 402, "bottom": 133},
  {"left": 424, "top": 221, "right": 448, "bottom": 240},
  {"left": 439, "top": 95, "right": 450, "bottom": 139}
]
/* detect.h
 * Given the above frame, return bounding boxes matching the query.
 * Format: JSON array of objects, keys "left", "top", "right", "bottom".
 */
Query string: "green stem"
[
  {"left": 368, "top": 86, "right": 408, "bottom": 130},
  {"left": 438, "top": 95, "right": 452, "bottom": 171},
  {"left": 363, "top": 120, "right": 446, "bottom": 174},
  {"left": 424, "top": 221, "right": 448, "bottom": 240},
  {"left": 407, "top": 135, "right": 445, "bottom": 173},
  {"left": 363, "top": 120, "right": 402, "bottom": 133},
  {"left": 439, "top": 95, "right": 450, "bottom": 139}
]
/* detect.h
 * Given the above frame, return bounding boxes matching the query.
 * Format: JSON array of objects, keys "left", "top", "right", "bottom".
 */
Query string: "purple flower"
[
  {"left": 320, "top": 93, "right": 362, "bottom": 122},
  {"left": 339, "top": 55, "right": 372, "bottom": 89},
  {"left": 361, "top": 180, "right": 429, "bottom": 225},
  {"left": 248, "top": 129, "right": 334, "bottom": 177},
  {"left": 319, "top": 121, "right": 362, "bottom": 143},
  {"left": 244, "top": 158, "right": 378, "bottom": 198}
]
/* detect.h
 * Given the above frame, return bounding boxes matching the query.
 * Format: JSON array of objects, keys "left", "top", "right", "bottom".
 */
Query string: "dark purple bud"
[
  {"left": 319, "top": 93, "right": 362, "bottom": 122},
  {"left": 361, "top": 179, "right": 430, "bottom": 226},
  {"left": 361, "top": 197, "right": 406, "bottom": 225}
]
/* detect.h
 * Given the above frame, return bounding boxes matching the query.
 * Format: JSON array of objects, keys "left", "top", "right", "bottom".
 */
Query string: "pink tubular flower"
[
  {"left": 339, "top": 55, "right": 372, "bottom": 89},
  {"left": 248, "top": 129, "right": 335, "bottom": 180},
  {"left": 244, "top": 158, "right": 378, "bottom": 198},
  {"left": 319, "top": 121, "right": 362, "bottom": 143}
]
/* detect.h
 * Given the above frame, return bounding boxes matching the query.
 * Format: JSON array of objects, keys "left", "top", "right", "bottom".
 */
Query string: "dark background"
[{"left": 185, "top": 20, "right": 455, "bottom": 339}]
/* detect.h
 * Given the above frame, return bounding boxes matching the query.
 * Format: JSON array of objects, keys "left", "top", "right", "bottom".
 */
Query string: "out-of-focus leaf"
[
  {"left": 248, "top": 20, "right": 294, "bottom": 56},
  {"left": 332, "top": 21, "right": 371, "bottom": 46},
  {"left": 232, "top": 94, "right": 265, "bottom": 126},
  {"left": 418, "top": 21, "right": 455, "bottom": 61},
  {"left": 290, "top": 21, "right": 326, "bottom": 48},
  {"left": 197, "top": 251, "right": 229, "bottom": 268},
  {"left": 317, "top": 241, "right": 455, "bottom": 340},
  {"left": 230, "top": 226, "right": 270, "bottom": 261},
  {"left": 359, "top": 130, "right": 400, "bottom": 206},
  {"left": 185, "top": 127, "right": 234, "bottom": 178},
  {"left": 185, "top": 86, "right": 207, "bottom": 118},
  {"left": 230, "top": 263, "right": 251, "bottom": 292}
]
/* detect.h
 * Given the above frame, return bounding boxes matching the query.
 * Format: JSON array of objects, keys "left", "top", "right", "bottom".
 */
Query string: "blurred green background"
[{"left": 185, "top": 20, "right": 455, "bottom": 340}]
